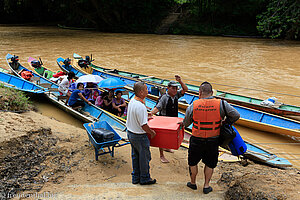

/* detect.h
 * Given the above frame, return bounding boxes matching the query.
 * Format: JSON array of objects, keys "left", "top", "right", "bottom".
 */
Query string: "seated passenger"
[
  {"left": 58, "top": 71, "right": 76, "bottom": 105},
  {"left": 91, "top": 90, "right": 100, "bottom": 104},
  {"left": 83, "top": 82, "right": 98, "bottom": 101},
  {"left": 102, "top": 90, "right": 114, "bottom": 112},
  {"left": 68, "top": 83, "right": 92, "bottom": 110},
  {"left": 112, "top": 91, "right": 127, "bottom": 117},
  {"left": 95, "top": 91, "right": 108, "bottom": 108}
]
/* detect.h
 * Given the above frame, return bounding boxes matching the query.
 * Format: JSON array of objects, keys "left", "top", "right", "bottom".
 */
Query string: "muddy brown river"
[{"left": 0, "top": 25, "right": 299, "bottom": 168}]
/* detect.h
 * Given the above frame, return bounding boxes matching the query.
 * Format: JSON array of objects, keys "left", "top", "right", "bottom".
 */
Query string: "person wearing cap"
[
  {"left": 150, "top": 75, "right": 188, "bottom": 163},
  {"left": 182, "top": 81, "right": 240, "bottom": 194}
]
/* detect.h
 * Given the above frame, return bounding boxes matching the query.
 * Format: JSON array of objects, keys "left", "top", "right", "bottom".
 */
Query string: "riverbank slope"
[{"left": 0, "top": 111, "right": 299, "bottom": 199}]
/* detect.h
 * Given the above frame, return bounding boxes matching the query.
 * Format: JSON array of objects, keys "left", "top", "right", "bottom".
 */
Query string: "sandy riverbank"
[{"left": 0, "top": 111, "right": 299, "bottom": 199}]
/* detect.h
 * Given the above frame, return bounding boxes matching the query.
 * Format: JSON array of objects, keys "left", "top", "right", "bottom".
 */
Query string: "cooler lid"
[{"left": 148, "top": 116, "right": 183, "bottom": 130}]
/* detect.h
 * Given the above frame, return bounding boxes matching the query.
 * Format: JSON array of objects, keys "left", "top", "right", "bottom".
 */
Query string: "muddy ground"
[{"left": 0, "top": 111, "right": 299, "bottom": 200}]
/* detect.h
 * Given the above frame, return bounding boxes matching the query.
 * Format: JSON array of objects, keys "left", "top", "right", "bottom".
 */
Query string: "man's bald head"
[
  {"left": 134, "top": 82, "right": 147, "bottom": 97},
  {"left": 199, "top": 81, "right": 213, "bottom": 97}
]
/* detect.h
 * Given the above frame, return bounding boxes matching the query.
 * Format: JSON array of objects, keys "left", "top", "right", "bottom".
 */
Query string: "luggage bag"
[{"left": 91, "top": 128, "right": 115, "bottom": 143}]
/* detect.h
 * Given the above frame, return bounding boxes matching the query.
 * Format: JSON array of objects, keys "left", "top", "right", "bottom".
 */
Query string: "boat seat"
[{"left": 138, "top": 76, "right": 154, "bottom": 80}]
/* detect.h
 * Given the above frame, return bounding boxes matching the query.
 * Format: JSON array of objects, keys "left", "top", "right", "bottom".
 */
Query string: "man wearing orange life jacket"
[{"left": 183, "top": 81, "right": 240, "bottom": 194}]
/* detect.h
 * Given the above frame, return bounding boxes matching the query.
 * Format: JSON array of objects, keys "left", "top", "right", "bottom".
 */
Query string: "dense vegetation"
[
  {"left": 0, "top": 86, "right": 33, "bottom": 112},
  {"left": 0, "top": 0, "right": 299, "bottom": 39},
  {"left": 256, "top": 0, "right": 299, "bottom": 39}
]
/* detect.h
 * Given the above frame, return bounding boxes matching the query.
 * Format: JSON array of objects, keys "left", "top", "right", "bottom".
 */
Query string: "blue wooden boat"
[
  {"left": 57, "top": 57, "right": 86, "bottom": 77},
  {"left": 56, "top": 56, "right": 292, "bottom": 168},
  {"left": 73, "top": 53, "right": 300, "bottom": 118},
  {"left": 244, "top": 141, "right": 292, "bottom": 168},
  {"left": 0, "top": 70, "right": 47, "bottom": 94},
  {"left": 63, "top": 55, "right": 300, "bottom": 139},
  {"left": 27, "top": 57, "right": 59, "bottom": 79}
]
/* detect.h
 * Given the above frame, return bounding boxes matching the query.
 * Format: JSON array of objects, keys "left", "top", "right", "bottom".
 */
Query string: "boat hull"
[{"left": 0, "top": 70, "right": 47, "bottom": 94}]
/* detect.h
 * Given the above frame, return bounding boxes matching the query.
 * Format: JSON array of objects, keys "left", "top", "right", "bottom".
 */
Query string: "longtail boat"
[
  {"left": 72, "top": 53, "right": 300, "bottom": 118},
  {"left": 62, "top": 54, "right": 300, "bottom": 139},
  {"left": 27, "top": 57, "right": 60, "bottom": 79}
]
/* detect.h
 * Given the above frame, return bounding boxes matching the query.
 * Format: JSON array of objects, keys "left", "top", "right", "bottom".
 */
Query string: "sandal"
[
  {"left": 203, "top": 186, "right": 213, "bottom": 194},
  {"left": 187, "top": 182, "right": 197, "bottom": 190}
]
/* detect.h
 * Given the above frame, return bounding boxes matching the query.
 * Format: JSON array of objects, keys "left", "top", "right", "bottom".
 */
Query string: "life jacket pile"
[
  {"left": 21, "top": 71, "right": 33, "bottom": 81},
  {"left": 52, "top": 71, "right": 67, "bottom": 78}
]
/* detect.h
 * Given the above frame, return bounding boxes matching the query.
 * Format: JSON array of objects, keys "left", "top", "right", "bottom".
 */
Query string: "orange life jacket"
[
  {"left": 21, "top": 71, "right": 33, "bottom": 81},
  {"left": 192, "top": 98, "right": 222, "bottom": 138}
]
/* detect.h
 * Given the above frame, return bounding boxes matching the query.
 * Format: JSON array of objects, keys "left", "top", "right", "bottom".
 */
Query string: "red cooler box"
[{"left": 147, "top": 116, "right": 184, "bottom": 150}]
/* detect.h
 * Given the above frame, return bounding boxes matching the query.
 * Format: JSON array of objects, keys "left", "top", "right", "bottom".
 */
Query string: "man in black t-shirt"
[{"left": 150, "top": 75, "right": 188, "bottom": 163}]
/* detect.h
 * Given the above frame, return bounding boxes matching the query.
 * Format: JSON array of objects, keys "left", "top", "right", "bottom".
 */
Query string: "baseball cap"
[{"left": 168, "top": 81, "right": 179, "bottom": 87}]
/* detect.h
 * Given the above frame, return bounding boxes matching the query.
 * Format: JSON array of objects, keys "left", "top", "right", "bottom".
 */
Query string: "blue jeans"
[{"left": 127, "top": 130, "right": 152, "bottom": 184}]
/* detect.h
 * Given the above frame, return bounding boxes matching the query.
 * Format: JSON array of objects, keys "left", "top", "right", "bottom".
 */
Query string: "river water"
[{"left": 0, "top": 25, "right": 300, "bottom": 168}]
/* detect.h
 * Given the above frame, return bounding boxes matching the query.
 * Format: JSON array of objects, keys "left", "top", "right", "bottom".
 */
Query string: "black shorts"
[
  {"left": 112, "top": 106, "right": 125, "bottom": 115},
  {"left": 188, "top": 136, "right": 219, "bottom": 168},
  {"left": 70, "top": 100, "right": 85, "bottom": 108}
]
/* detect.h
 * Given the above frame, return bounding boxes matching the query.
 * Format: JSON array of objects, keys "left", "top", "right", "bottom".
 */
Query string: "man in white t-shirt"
[{"left": 126, "top": 82, "right": 156, "bottom": 185}]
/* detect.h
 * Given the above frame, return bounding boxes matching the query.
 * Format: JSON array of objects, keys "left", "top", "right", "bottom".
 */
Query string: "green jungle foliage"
[
  {"left": 0, "top": 86, "right": 33, "bottom": 112},
  {"left": 0, "top": 0, "right": 299, "bottom": 39},
  {"left": 257, "top": 0, "right": 299, "bottom": 39},
  {"left": 170, "top": 0, "right": 267, "bottom": 36}
]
